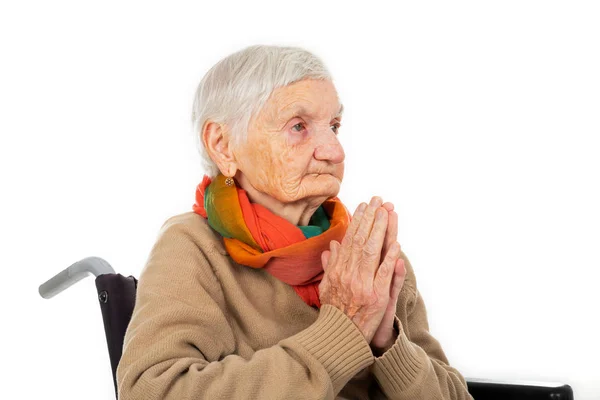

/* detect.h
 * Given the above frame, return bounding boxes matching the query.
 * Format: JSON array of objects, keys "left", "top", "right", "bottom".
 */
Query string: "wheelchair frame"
[{"left": 39, "top": 257, "right": 575, "bottom": 400}]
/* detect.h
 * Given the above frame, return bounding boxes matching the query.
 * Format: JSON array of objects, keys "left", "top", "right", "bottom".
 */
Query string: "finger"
[
  {"left": 374, "top": 241, "right": 401, "bottom": 296},
  {"left": 382, "top": 202, "right": 394, "bottom": 212},
  {"left": 330, "top": 240, "right": 340, "bottom": 267},
  {"left": 350, "top": 202, "right": 368, "bottom": 233},
  {"left": 326, "top": 239, "right": 342, "bottom": 268},
  {"left": 321, "top": 249, "right": 330, "bottom": 270},
  {"left": 350, "top": 197, "right": 383, "bottom": 269},
  {"left": 360, "top": 207, "right": 389, "bottom": 292},
  {"left": 382, "top": 211, "right": 398, "bottom": 259},
  {"left": 389, "top": 258, "right": 406, "bottom": 301},
  {"left": 354, "top": 197, "right": 383, "bottom": 249},
  {"left": 338, "top": 202, "right": 368, "bottom": 270}
]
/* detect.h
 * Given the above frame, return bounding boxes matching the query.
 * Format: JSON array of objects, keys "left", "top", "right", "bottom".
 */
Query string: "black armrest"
[{"left": 466, "top": 378, "right": 573, "bottom": 400}]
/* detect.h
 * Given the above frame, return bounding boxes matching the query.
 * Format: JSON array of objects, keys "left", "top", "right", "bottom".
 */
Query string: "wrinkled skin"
[
  {"left": 201, "top": 78, "right": 405, "bottom": 350},
  {"left": 318, "top": 196, "right": 403, "bottom": 345},
  {"left": 204, "top": 78, "right": 345, "bottom": 226}
]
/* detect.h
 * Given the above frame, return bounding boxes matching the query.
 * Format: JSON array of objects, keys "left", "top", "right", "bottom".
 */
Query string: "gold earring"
[{"left": 225, "top": 176, "right": 234, "bottom": 187}]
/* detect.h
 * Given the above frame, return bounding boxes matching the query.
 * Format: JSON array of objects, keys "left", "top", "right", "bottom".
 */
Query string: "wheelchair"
[{"left": 39, "top": 257, "right": 574, "bottom": 400}]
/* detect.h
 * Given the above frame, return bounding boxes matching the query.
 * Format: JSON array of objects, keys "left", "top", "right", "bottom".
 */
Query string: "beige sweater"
[{"left": 116, "top": 211, "right": 473, "bottom": 399}]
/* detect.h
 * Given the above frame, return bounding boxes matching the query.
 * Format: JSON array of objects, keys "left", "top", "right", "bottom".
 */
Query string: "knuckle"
[
  {"left": 363, "top": 242, "right": 379, "bottom": 258},
  {"left": 387, "top": 242, "right": 401, "bottom": 258},
  {"left": 341, "top": 235, "right": 353, "bottom": 248},
  {"left": 384, "top": 251, "right": 395, "bottom": 263},
  {"left": 375, "top": 270, "right": 390, "bottom": 287},
  {"left": 354, "top": 233, "right": 367, "bottom": 247},
  {"left": 378, "top": 262, "right": 390, "bottom": 278},
  {"left": 362, "top": 251, "right": 377, "bottom": 263}
]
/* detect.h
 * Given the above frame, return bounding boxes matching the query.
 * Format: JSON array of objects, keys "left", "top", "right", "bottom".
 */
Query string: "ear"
[{"left": 202, "top": 121, "right": 238, "bottom": 177}]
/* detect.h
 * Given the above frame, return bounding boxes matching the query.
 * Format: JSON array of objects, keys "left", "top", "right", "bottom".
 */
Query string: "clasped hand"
[{"left": 318, "top": 196, "right": 406, "bottom": 356}]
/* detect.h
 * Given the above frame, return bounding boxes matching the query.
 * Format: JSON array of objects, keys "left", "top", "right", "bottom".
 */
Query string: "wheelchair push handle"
[{"left": 39, "top": 256, "right": 116, "bottom": 299}]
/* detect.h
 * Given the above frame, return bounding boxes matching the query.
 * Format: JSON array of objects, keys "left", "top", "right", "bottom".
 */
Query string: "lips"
[{"left": 307, "top": 172, "right": 335, "bottom": 179}]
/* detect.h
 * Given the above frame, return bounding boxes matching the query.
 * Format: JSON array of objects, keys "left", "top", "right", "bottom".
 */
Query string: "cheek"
[
  {"left": 241, "top": 129, "right": 314, "bottom": 199},
  {"left": 266, "top": 146, "right": 299, "bottom": 186},
  {"left": 242, "top": 136, "right": 288, "bottom": 189},
  {"left": 266, "top": 146, "right": 314, "bottom": 199}
]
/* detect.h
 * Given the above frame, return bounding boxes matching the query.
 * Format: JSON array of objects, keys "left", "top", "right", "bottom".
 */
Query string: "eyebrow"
[{"left": 281, "top": 103, "right": 344, "bottom": 120}]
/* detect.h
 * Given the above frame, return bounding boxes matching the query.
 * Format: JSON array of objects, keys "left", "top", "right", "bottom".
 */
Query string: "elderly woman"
[{"left": 116, "top": 44, "right": 473, "bottom": 400}]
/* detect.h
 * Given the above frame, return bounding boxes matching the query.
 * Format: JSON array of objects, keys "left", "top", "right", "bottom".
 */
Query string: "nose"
[{"left": 314, "top": 129, "right": 345, "bottom": 164}]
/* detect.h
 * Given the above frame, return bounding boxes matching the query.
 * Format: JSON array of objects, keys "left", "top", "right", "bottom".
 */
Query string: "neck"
[{"left": 234, "top": 173, "right": 324, "bottom": 226}]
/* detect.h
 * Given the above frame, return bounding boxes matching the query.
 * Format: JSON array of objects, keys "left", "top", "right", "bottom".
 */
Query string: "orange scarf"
[{"left": 192, "top": 173, "right": 351, "bottom": 308}]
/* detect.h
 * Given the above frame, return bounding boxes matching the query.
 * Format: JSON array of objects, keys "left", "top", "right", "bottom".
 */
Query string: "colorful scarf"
[{"left": 192, "top": 173, "right": 351, "bottom": 308}]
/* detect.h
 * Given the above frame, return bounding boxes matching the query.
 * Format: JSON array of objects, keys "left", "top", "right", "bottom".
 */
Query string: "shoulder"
[
  {"left": 138, "top": 211, "right": 229, "bottom": 299},
  {"left": 156, "top": 211, "right": 227, "bottom": 257}
]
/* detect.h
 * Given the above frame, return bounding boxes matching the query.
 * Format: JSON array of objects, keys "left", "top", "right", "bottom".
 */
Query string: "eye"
[
  {"left": 331, "top": 122, "right": 342, "bottom": 135},
  {"left": 291, "top": 122, "right": 306, "bottom": 133}
]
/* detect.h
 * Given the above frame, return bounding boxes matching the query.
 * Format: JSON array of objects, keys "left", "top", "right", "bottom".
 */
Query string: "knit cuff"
[
  {"left": 372, "top": 315, "right": 428, "bottom": 395},
  {"left": 291, "top": 304, "right": 375, "bottom": 393}
]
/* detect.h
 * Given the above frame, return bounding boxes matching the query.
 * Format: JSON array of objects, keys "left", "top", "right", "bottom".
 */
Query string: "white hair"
[{"left": 191, "top": 44, "right": 334, "bottom": 179}]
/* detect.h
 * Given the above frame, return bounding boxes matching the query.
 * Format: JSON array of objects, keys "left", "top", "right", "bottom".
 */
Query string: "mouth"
[{"left": 306, "top": 173, "right": 342, "bottom": 186}]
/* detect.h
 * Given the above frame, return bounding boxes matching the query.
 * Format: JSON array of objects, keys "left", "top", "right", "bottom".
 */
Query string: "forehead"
[{"left": 264, "top": 79, "right": 343, "bottom": 120}]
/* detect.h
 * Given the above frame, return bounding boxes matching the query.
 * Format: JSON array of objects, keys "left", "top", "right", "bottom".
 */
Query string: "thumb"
[
  {"left": 390, "top": 258, "right": 406, "bottom": 300},
  {"left": 321, "top": 250, "right": 331, "bottom": 270}
]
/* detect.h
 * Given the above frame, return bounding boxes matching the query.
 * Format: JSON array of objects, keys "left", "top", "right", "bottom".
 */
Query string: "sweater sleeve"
[
  {"left": 115, "top": 220, "right": 374, "bottom": 400},
  {"left": 370, "top": 254, "right": 473, "bottom": 400}
]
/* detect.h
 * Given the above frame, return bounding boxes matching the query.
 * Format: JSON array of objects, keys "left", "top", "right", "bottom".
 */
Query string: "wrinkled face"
[{"left": 233, "top": 79, "right": 345, "bottom": 205}]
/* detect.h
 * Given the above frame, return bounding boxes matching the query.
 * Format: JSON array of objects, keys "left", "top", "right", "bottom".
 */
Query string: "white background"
[{"left": 1, "top": 1, "right": 599, "bottom": 399}]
